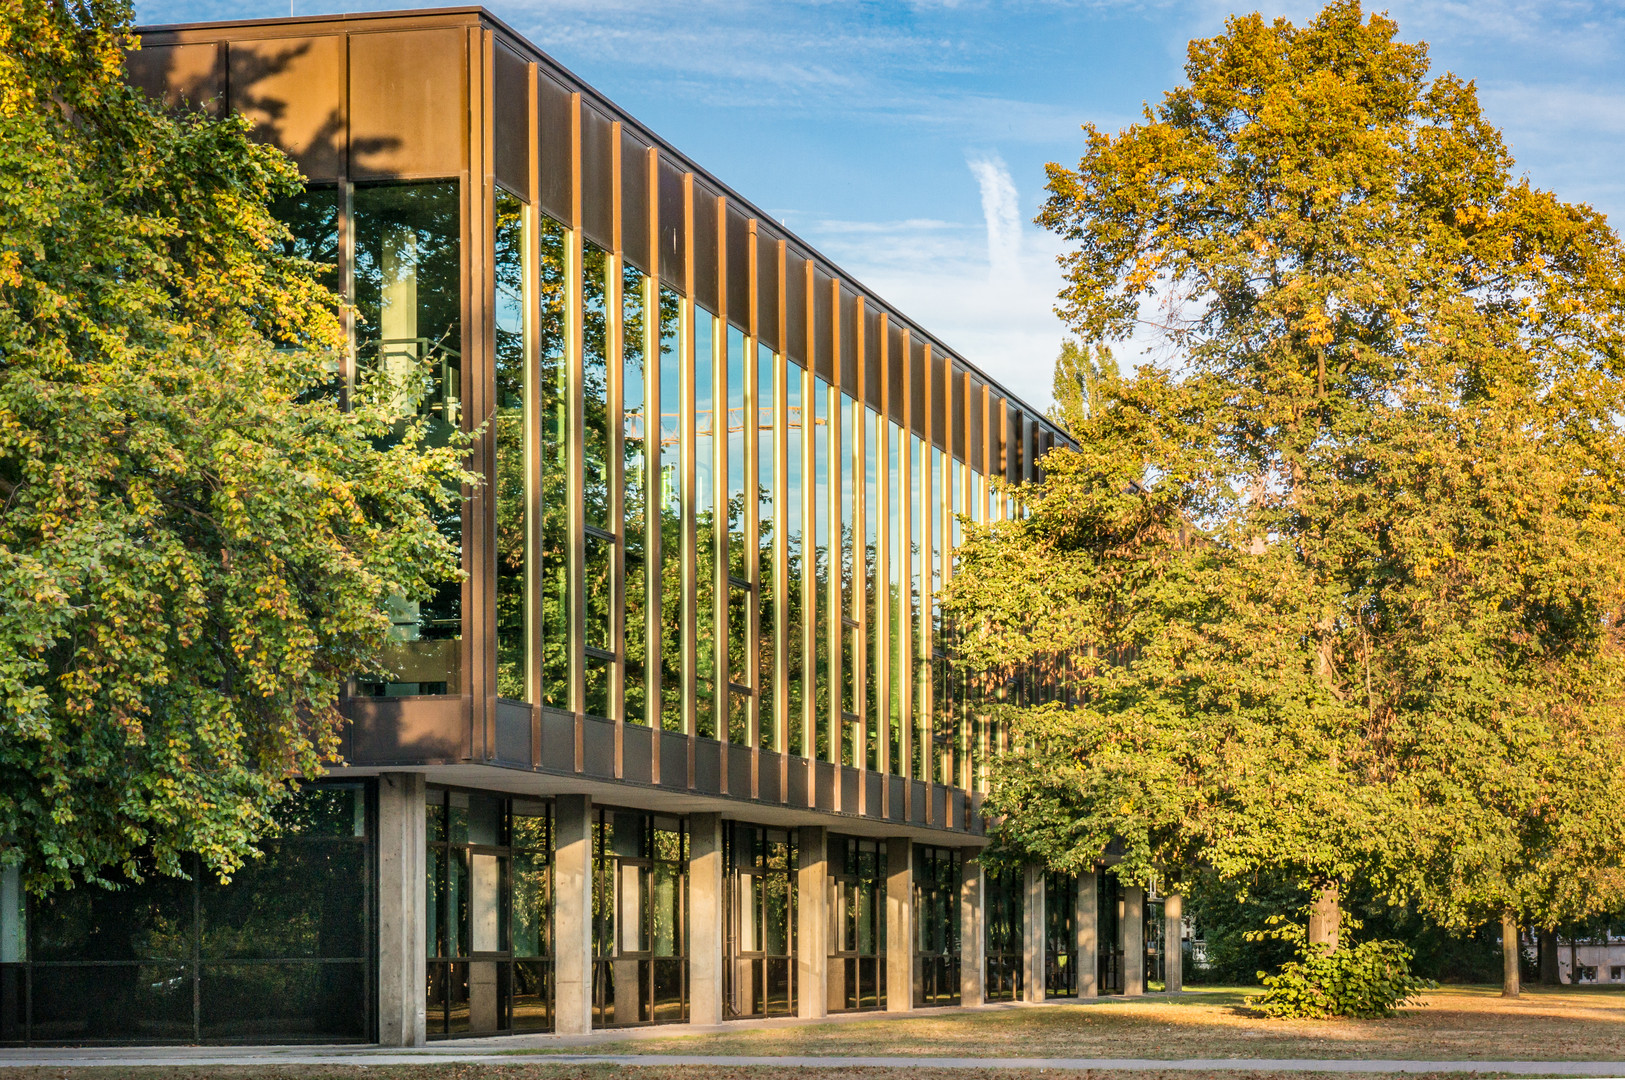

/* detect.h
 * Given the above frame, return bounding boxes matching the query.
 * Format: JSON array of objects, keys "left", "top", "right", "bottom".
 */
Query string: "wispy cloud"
[{"left": 967, "top": 153, "right": 1022, "bottom": 282}]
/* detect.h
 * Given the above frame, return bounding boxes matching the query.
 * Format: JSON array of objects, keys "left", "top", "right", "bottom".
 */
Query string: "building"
[{"left": 0, "top": 7, "right": 1184, "bottom": 1045}]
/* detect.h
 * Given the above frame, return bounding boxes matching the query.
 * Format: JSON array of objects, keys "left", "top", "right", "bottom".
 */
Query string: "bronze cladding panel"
[
  {"left": 226, "top": 36, "right": 345, "bottom": 180},
  {"left": 784, "top": 253, "right": 808, "bottom": 366},
  {"left": 580, "top": 104, "right": 614, "bottom": 248},
  {"left": 1010, "top": 410, "right": 1025, "bottom": 480},
  {"left": 839, "top": 288, "right": 860, "bottom": 396},
  {"left": 537, "top": 73, "right": 573, "bottom": 222},
  {"left": 621, "top": 130, "right": 651, "bottom": 273},
  {"left": 887, "top": 324, "right": 906, "bottom": 425},
  {"left": 691, "top": 182, "right": 719, "bottom": 315},
  {"left": 865, "top": 307, "right": 883, "bottom": 411},
  {"left": 756, "top": 230, "right": 780, "bottom": 351},
  {"left": 343, "top": 696, "right": 464, "bottom": 765},
  {"left": 348, "top": 29, "right": 466, "bottom": 179},
  {"left": 812, "top": 269, "right": 834, "bottom": 383},
  {"left": 658, "top": 159, "right": 686, "bottom": 287},
  {"left": 492, "top": 41, "right": 530, "bottom": 196},
  {"left": 991, "top": 394, "right": 1007, "bottom": 479},
  {"left": 910, "top": 341, "right": 927, "bottom": 442},
  {"left": 126, "top": 41, "right": 224, "bottom": 113},
  {"left": 726, "top": 207, "right": 752, "bottom": 332},
  {"left": 931, "top": 353, "right": 948, "bottom": 450},
  {"left": 952, "top": 372, "right": 966, "bottom": 460},
  {"left": 494, "top": 699, "right": 533, "bottom": 765},
  {"left": 968, "top": 381, "right": 985, "bottom": 475}
]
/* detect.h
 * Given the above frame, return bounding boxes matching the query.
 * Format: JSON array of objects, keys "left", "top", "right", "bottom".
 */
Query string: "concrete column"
[
  {"left": 959, "top": 850, "right": 985, "bottom": 1006},
  {"left": 885, "top": 837, "right": 914, "bottom": 1012},
  {"left": 1077, "top": 869, "right": 1098, "bottom": 998},
  {"left": 1023, "top": 865, "right": 1046, "bottom": 1002},
  {"left": 689, "top": 813, "right": 725, "bottom": 1025},
  {"left": 554, "top": 794, "right": 594, "bottom": 1034},
  {"left": 377, "top": 773, "right": 427, "bottom": 1047},
  {"left": 797, "top": 826, "right": 829, "bottom": 1020},
  {"left": 1165, "top": 892, "right": 1183, "bottom": 992},
  {"left": 1123, "top": 885, "right": 1145, "bottom": 996}
]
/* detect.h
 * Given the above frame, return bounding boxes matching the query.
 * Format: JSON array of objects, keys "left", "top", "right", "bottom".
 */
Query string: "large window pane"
[
  {"left": 912, "top": 436, "right": 928, "bottom": 779},
  {"left": 494, "top": 193, "right": 530, "bottom": 702},
  {"left": 658, "top": 288, "right": 684, "bottom": 732},
  {"left": 353, "top": 181, "right": 463, "bottom": 696},
  {"left": 786, "top": 361, "right": 806, "bottom": 757},
  {"left": 756, "top": 343, "right": 777, "bottom": 751},
  {"left": 865, "top": 406, "right": 881, "bottom": 771},
  {"left": 584, "top": 243, "right": 613, "bottom": 530},
  {"left": 888, "top": 421, "right": 905, "bottom": 776},
  {"left": 623, "top": 266, "right": 651, "bottom": 724},
  {"left": 694, "top": 307, "right": 718, "bottom": 740},
  {"left": 539, "top": 215, "right": 570, "bottom": 709},
  {"left": 813, "top": 377, "right": 832, "bottom": 761}
]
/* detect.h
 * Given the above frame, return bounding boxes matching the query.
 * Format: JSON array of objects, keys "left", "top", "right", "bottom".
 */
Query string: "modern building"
[{"left": 0, "top": 7, "right": 1185, "bottom": 1045}]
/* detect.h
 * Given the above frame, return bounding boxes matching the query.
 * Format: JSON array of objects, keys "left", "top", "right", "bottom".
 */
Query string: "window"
[
  {"left": 725, "top": 825, "right": 796, "bottom": 1017},
  {"left": 658, "top": 288, "right": 683, "bottom": 732},
  {"left": 756, "top": 343, "right": 778, "bottom": 751},
  {"left": 592, "top": 811, "right": 688, "bottom": 1026},
  {"left": 623, "top": 265, "right": 651, "bottom": 725},
  {"left": 426, "top": 789, "right": 553, "bottom": 1036},
  {"left": 888, "top": 421, "right": 906, "bottom": 776},
  {"left": 352, "top": 181, "right": 463, "bottom": 697},
  {"left": 785, "top": 360, "right": 807, "bottom": 757},
  {"left": 864, "top": 406, "right": 881, "bottom": 771},
  {"left": 694, "top": 307, "right": 719, "bottom": 740},
  {"left": 7, "top": 785, "right": 371, "bottom": 1044},
  {"left": 1045, "top": 872, "right": 1078, "bottom": 998},
  {"left": 583, "top": 242, "right": 616, "bottom": 719},
  {"left": 913, "top": 846, "right": 960, "bottom": 1006},
  {"left": 828, "top": 836, "right": 886, "bottom": 1011},
  {"left": 493, "top": 192, "right": 530, "bottom": 702},
  {"left": 984, "top": 867, "right": 1024, "bottom": 1002},
  {"left": 538, "top": 215, "right": 569, "bottom": 709},
  {"left": 812, "top": 377, "right": 832, "bottom": 761}
]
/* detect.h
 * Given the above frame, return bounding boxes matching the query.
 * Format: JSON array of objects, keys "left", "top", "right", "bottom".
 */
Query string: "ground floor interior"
[{"left": 0, "top": 776, "right": 1185, "bottom": 1045}]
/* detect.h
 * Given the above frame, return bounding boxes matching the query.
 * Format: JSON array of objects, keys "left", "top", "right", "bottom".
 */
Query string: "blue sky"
[{"left": 139, "top": 0, "right": 1625, "bottom": 413}]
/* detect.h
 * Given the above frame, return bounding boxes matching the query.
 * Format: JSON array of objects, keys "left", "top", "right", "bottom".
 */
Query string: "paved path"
[{"left": 1, "top": 1050, "right": 1625, "bottom": 1074}]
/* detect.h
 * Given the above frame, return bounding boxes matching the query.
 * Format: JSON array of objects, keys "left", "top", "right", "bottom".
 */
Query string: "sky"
[{"left": 138, "top": 0, "right": 1625, "bottom": 414}]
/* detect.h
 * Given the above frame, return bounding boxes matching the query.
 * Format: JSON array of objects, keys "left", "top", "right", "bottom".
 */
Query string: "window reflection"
[
  {"left": 538, "top": 216, "right": 570, "bottom": 711},
  {"left": 352, "top": 181, "right": 463, "bottom": 697},
  {"left": 658, "top": 288, "right": 683, "bottom": 732},
  {"left": 494, "top": 192, "right": 531, "bottom": 702},
  {"left": 623, "top": 266, "right": 650, "bottom": 725},
  {"left": 756, "top": 343, "right": 777, "bottom": 751},
  {"left": 592, "top": 810, "right": 688, "bottom": 1027},
  {"left": 912, "top": 845, "right": 961, "bottom": 1006}
]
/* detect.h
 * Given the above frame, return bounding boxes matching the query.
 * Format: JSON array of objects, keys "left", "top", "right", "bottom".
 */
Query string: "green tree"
[
  {"left": 947, "top": 0, "right": 1625, "bottom": 996},
  {"left": 0, "top": 0, "right": 472, "bottom": 891},
  {"left": 1048, "top": 339, "right": 1112, "bottom": 437}
]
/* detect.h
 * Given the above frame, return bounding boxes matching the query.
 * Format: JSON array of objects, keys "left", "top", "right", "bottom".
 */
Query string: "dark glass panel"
[
  {"left": 812, "top": 377, "right": 831, "bottom": 760},
  {"left": 270, "top": 185, "right": 340, "bottom": 293},
  {"left": 200, "top": 961, "right": 367, "bottom": 1041},
  {"left": 624, "top": 265, "right": 650, "bottom": 726},
  {"left": 30, "top": 873, "right": 191, "bottom": 963},
  {"left": 278, "top": 784, "right": 365, "bottom": 838},
  {"left": 694, "top": 307, "right": 718, "bottom": 741},
  {"left": 785, "top": 360, "right": 806, "bottom": 757},
  {"left": 756, "top": 342, "right": 777, "bottom": 750},
  {"left": 512, "top": 959, "right": 552, "bottom": 1031},
  {"left": 585, "top": 533, "right": 613, "bottom": 653},
  {"left": 584, "top": 242, "right": 613, "bottom": 530},
  {"left": 30, "top": 964, "right": 192, "bottom": 1042},
  {"left": 199, "top": 842, "right": 365, "bottom": 960},
  {"left": 658, "top": 287, "right": 684, "bottom": 732}
]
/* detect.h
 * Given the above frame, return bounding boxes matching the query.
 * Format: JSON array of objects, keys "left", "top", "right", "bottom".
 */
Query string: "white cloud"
[{"left": 967, "top": 153, "right": 1022, "bottom": 283}]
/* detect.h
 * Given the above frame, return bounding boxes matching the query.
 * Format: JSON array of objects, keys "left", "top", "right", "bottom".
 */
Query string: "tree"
[
  {"left": 947, "top": 0, "right": 1625, "bottom": 996},
  {"left": 0, "top": 0, "right": 472, "bottom": 891},
  {"left": 1048, "top": 339, "right": 1112, "bottom": 437}
]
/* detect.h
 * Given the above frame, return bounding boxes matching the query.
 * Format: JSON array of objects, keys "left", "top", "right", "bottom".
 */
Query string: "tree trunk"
[
  {"left": 1570, "top": 935, "right": 1580, "bottom": 985},
  {"left": 1539, "top": 929, "right": 1559, "bottom": 985},
  {"left": 1501, "top": 913, "right": 1520, "bottom": 997},
  {"left": 1306, "top": 885, "right": 1341, "bottom": 953}
]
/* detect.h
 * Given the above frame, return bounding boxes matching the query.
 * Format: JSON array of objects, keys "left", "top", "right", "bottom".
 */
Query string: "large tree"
[
  {"left": 0, "top": 0, "right": 471, "bottom": 891},
  {"left": 946, "top": 1, "right": 1625, "bottom": 994}
]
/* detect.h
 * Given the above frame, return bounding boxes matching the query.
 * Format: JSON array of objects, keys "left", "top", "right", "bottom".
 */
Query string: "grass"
[
  {"left": 518, "top": 984, "right": 1625, "bottom": 1063},
  {"left": 0, "top": 1070, "right": 1591, "bottom": 1080}
]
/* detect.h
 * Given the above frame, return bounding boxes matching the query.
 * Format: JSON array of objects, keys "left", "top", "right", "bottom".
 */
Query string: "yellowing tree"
[{"left": 947, "top": 0, "right": 1625, "bottom": 996}]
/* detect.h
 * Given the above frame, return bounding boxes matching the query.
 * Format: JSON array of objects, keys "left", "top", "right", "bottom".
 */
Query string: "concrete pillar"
[
  {"left": 1123, "top": 885, "right": 1145, "bottom": 996},
  {"left": 554, "top": 794, "right": 594, "bottom": 1034},
  {"left": 377, "top": 773, "right": 427, "bottom": 1047},
  {"left": 1165, "top": 892, "right": 1183, "bottom": 992},
  {"left": 689, "top": 813, "right": 725, "bottom": 1024},
  {"left": 797, "top": 826, "right": 829, "bottom": 1020},
  {"left": 1077, "top": 868, "right": 1098, "bottom": 998},
  {"left": 959, "top": 850, "right": 985, "bottom": 1006},
  {"left": 886, "top": 837, "right": 914, "bottom": 1012},
  {"left": 1024, "top": 865, "right": 1046, "bottom": 1002}
]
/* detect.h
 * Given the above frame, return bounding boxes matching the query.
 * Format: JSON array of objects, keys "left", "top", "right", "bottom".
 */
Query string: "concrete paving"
[{"left": 1, "top": 1048, "right": 1624, "bottom": 1074}]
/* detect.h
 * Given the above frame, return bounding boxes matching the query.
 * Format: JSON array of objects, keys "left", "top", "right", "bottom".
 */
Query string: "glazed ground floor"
[{"left": 0, "top": 775, "right": 1183, "bottom": 1046}]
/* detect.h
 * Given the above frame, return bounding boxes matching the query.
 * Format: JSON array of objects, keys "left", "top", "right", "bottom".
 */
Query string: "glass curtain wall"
[
  {"left": 726, "top": 326, "right": 750, "bottom": 746},
  {"left": 785, "top": 359, "right": 807, "bottom": 757},
  {"left": 426, "top": 790, "right": 553, "bottom": 1036},
  {"left": 538, "top": 215, "right": 570, "bottom": 710},
  {"left": 724, "top": 825, "right": 796, "bottom": 1018},
  {"left": 812, "top": 378, "right": 832, "bottom": 761},
  {"left": 827, "top": 836, "right": 885, "bottom": 1011},
  {"left": 756, "top": 343, "right": 778, "bottom": 751},
  {"left": 839, "top": 393, "right": 858, "bottom": 765},
  {"left": 864, "top": 407, "right": 881, "bottom": 772},
  {"left": 694, "top": 308, "right": 719, "bottom": 740},
  {"left": 591, "top": 811, "right": 688, "bottom": 1026},
  {"left": 1146, "top": 895, "right": 1166, "bottom": 992},
  {"left": 912, "top": 846, "right": 961, "bottom": 1007},
  {"left": 658, "top": 288, "right": 684, "bottom": 731},
  {"left": 1045, "top": 873, "right": 1077, "bottom": 998},
  {"left": 983, "top": 867, "right": 1023, "bottom": 1002},
  {"left": 888, "top": 421, "right": 905, "bottom": 776},
  {"left": 1, "top": 785, "right": 371, "bottom": 1045},
  {"left": 494, "top": 193, "right": 531, "bottom": 702},
  {"left": 352, "top": 181, "right": 463, "bottom": 697}
]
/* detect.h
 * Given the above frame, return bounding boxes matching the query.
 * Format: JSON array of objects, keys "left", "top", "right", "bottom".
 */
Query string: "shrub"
[{"left": 1246, "top": 915, "right": 1436, "bottom": 1019}]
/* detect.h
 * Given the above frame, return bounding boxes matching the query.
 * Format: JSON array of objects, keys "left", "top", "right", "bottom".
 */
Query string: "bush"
[{"left": 1247, "top": 915, "right": 1436, "bottom": 1019}]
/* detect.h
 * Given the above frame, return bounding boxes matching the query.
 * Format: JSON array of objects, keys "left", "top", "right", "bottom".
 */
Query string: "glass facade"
[
  {"left": 984, "top": 867, "right": 1024, "bottom": 1002},
  {"left": 724, "top": 825, "right": 797, "bottom": 1018},
  {"left": 1, "top": 784, "right": 371, "bottom": 1044},
  {"left": 1045, "top": 872, "right": 1078, "bottom": 998},
  {"left": 913, "top": 846, "right": 961, "bottom": 1007},
  {"left": 1098, "top": 872, "right": 1124, "bottom": 994},
  {"left": 827, "top": 836, "right": 886, "bottom": 1011}
]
